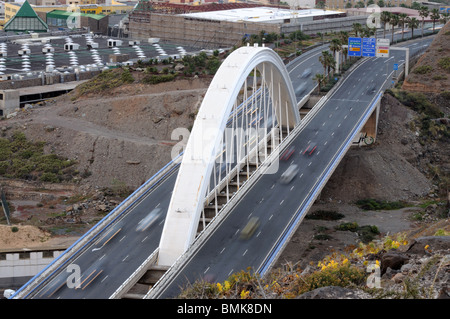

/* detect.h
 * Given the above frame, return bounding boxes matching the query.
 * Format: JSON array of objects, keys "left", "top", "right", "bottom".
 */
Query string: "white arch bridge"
[
  {"left": 159, "top": 45, "right": 301, "bottom": 266},
  {"left": 12, "top": 39, "right": 391, "bottom": 299}
]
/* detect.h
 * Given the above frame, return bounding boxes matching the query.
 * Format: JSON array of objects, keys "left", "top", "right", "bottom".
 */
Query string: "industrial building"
[{"left": 127, "top": 2, "right": 369, "bottom": 49}]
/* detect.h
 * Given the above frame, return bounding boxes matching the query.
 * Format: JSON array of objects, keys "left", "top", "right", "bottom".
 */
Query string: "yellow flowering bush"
[
  {"left": 178, "top": 233, "right": 414, "bottom": 299},
  {"left": 294, "top": 259, "right": 366, "bottom": 296}
]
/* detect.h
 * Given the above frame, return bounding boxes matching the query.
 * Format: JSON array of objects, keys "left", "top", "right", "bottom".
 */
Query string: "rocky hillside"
[{"left": 402, "top": 21, "right": 450, "bottom": 94}]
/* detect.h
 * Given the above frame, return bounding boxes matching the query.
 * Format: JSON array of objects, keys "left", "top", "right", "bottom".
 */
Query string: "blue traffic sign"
[
  {"left": 362, "top": 37, "right": 376, "bottom": 57},
  {"left": 393, "top": 63, "right": 399, "bottom": 70},
  {"left": 348, "top": 37, "right": 362, "bottom": 57}
]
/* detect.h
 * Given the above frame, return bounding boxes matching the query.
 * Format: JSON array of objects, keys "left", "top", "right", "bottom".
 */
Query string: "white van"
[{"left": 280, "top": 164, "right": 299, "bottom": 184}]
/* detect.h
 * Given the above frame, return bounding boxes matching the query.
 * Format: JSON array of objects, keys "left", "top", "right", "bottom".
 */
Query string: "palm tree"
[
  {"left": 398, "top": 13, "right": 408, "bottom": 41},
  {"left": 312, "top": 73, "right": 325, "bottom": 93},
  {"left": 326, "top": 53, "right": 336, "bottom": 77},
  {"left": 341, "top": 46, "right": 348, "bottom": 66},
  {"left": 430, "top": 8, "right": 441, "bottom": 32},
  {"left": 329, "top": 38, "right": 341, "bottom": 60},
  {"left": 362, "top": 26, "right": 375, "bottom": 38},
  {"left": 408, "top": 17, "right": 420, "bottom": 39},
  {"left": 390, "top": 14, "right": 399, "bottom": 44},
  {"left": 338, "top": 31, "right": 349, "bottom": 65},
  {"left": 380, "top": 11, "right": 391, "bottom": 39},
  {"left": 419, "top": 6, "right": 429, "bottom": 37},
  {"left": 319, "top": 50, "right": 328, "bottom": 75},
  {"left": 352, "top": 23, "right": 363, "bottom": 37},
  {"left": 440, "top": 12, "right": 450, "bottom": 24}
]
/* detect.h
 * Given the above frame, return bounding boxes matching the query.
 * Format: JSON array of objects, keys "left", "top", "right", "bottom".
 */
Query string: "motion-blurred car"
[
  {"left": 303, "top": 143, "right": 317, "bottom": 156},
  {"left": 295, "top": 83, "right": 307, "bottom": 95},
  {"left": 136, "top": 208, "right": 162, "bottom": 232},
  {"left": 280, "top": 164, "right": 299, "bottom": 184},
  {"left": 301, "top": 68, "right": 312, "bottom": 78},
  {"left": 280, "top": 146, "right": 295, "bottom": 161},
  {"left": 240, "top": 217, "right": 260, "bottom": 240}
]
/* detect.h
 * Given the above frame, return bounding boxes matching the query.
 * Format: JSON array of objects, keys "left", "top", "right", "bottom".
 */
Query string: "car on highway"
[
  {"left": 301, "top": 68, "right": 312, "bottom": 78},
  {"left": 240, "top": 217, "right": 260, "bottom": 240},
  {"left": 367, "top": 85, "right": 376, "bottom": 95},
  {"left": 303, "top": 143, "right": 317, "bottom": 156},
  {"left": 279, "top": 164, "right": 299, "bottom": 184},
  {"left": 295, "top": 83, "right": 307, "bottom": 95},
  {"left": 280, "top": 146, "right": 295, "bottom": 161},
  {"left": 136, "top": 208, "right": 162, "bottom": 232}
]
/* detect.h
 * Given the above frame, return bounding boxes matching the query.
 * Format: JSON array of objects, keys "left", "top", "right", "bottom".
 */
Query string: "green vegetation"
[
  {"left": 0, "top": 131, "right": 78, "bottom": 183},
  {"left": 335, "top": 222, "right": 380, "bottom": 243},
  {"left": 389, "top": 90, "right": 443, "bottom": 119},
  {"left": 335, "top": 221, "right": 359, "bottom": 232},
  {"left": 413, "top": 65, "right": 433, "bottom": 74},
  {"left": 180, "top": 52, "right": 222, "bottom": 76},
  {"left": 72, "top": 68, "right": 135, "bottom": 99},
  {"left": 437, "top": 57, "right": 450, "bottom": 72},
  {"left": 305, "top": 210, "right": 344, "bottom": 220},
  {"left": 141, "top": 74, "right": 176, "bottom": 85},
  {"left": 356, "top": 198, "right": 406, "bottom": 211}
]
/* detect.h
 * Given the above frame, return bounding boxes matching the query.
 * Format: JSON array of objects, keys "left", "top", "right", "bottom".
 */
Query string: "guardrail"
[
  {"left": 109, "top": 248, "right": 160, "bottom": 299},
  {"left": 0, "top": 187, "right": 11, "bottom": 226}
]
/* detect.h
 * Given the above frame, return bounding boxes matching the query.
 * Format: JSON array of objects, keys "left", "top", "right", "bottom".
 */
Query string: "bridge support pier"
[{"left": 354, "top": 95, "right": 381, "bottom": 146}]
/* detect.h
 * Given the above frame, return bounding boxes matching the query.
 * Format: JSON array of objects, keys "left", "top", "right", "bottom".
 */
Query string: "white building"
[{"left": 180, "top": 6, "right": 344, "bottom": 24}]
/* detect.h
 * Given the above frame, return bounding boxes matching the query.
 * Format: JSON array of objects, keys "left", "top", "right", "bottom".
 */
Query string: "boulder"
[
  {"left": 406, "top": 236, "right": 450, "bottom": 255},
  {"left": 381, "top": 252, "right": 409, "bottom": 275}
]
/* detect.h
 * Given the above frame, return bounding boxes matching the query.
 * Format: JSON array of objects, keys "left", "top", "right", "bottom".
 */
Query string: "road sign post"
[
  {"left": 376, "top": 38, "right": 390, "bottom": 58},
  {"left": 362, "top": 37, "right": 376, "bottom": 57},
  {"left": 348, "top": 37, "right": 362, "bottom": 57}
]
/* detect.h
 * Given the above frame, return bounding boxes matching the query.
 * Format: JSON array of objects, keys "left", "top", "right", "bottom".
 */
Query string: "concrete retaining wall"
[{"left": 0, "top": 249, "right": 66, "bottom": 289}]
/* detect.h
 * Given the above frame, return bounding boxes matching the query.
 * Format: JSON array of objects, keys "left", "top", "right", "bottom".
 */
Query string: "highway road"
[
  {"left": 152, "top": 36, "right": 434, "bottom": 298},
  {"left": 29, "top": 169, "right": 177, "bottom": 299},
  {"left": 18, "top": 34, "right": 433, "bottom": 299}
]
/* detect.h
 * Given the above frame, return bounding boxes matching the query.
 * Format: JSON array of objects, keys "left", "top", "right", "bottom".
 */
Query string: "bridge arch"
[{"left": 158, "top": 45, "right": 300, "bottom": 266}]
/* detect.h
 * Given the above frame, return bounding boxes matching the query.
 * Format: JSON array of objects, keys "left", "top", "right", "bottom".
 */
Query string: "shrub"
[
  {"left": 437, "top": 57, "right": 450, "bottom": 72},
  {"left": 141, "top": 74, "right": 176, "bottom": 85},
  {"left": 357, "top": 225, "right": 380, "bottom": 243},
  {"left": 393, "top": 90, "right": 443, "bottom": 118},
  {"left": 40, "top": 172, "right": 60, "bottom": 183},
  {"left": 336, "top": 222, "right": 359, "bottom": 231},
  {"left": 413, "top": 65, "right": 432, "bottom": 74},
  {"left": 305, "top": 210, "right": 344, "bottom": 220},
  {"left": 294, "top": 261, "right": 366, "bottom": 295},
  {"left": 335, "top": 222, "right": 380, "bottom": 243},
  {"left": 73, "top": 68, "right": 135, "bottom": 98},
  {"left": 356, "top": 198, "right": 406, "bottom": 210},
  {"left": 0, "top": 131, "right": 78, "bottom": 182}
]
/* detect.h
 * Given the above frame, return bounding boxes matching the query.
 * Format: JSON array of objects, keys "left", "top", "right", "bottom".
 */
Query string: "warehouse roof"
[{"left": 179, "top": 7, "right": 344, "bottom": 23}]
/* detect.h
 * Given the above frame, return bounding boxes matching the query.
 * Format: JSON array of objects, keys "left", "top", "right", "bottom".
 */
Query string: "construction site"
[{"left": 127, "top": 2, "right": 369, "bottom": 49}]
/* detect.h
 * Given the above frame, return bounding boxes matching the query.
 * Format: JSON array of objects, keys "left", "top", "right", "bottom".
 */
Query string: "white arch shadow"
[{"left": 158, "top": 45, "right": 300, "bottom": 266}]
